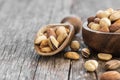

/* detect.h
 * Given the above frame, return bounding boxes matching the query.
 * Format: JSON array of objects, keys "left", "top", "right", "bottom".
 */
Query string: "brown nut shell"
[{"left": 100, "top": 71, "right": 120, "bottom": 80}]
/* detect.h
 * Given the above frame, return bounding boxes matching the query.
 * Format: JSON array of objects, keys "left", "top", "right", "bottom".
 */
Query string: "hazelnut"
[
  {"left": 94, "top": 18, "right": 100, "bottom": 23},
  {"left": 70, "top": 40, "right": 80, "bottom": 51},
  {"left": 64, "top": 52, "right": 80, "bottom": 60},
  {"left": 105, "top": 60, "right": 120, "bottom": 70},
  {"left": 61, "top": 16, "right": 82, "bottom": 34},
  {"left": 99, "top": 18, "right": 111, "bottom": 27},
  {"left": 84, "top": 60, "right": 98, "bottom": 72},
  {"left": 87, "top": 16, "right": 95, "bottom": 23},
  {"left": 100, "top": 71, "right": 120, "bottom": 80},
  {"left": 81, "top": 48, "right": 90, "bottom": 58},
  {"left": 98, "top": 53, "right": 112, "bottom": 61}
]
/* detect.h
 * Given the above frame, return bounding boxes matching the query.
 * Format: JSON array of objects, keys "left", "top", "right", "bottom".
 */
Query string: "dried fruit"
[
  {"left": 34, "top": 35, "right": 47, "bottom": 44},
  {"left": 99, "top": 18, "right": 111, "bottom": 27},
  {"left": 98, "top": 53, "right": 112, "bottom": 61},
  {"left": 110, "top": 19, "right": 120, "bottom": 32},
  {"left": 40, "top": 47, "right": 52, "bottom": 53},
  {"left": 70, "top": 40, "right": 80, "bottom": 51},
  {"left": 64, "top": 52, "right": 80, "bottom": 60},
  {"left": 48, "top": 36, "right": 59, "bottom": 50},
  {"left": 109, "top": 11, "right": 120, "bottom": 21},
  {"left": 81, "top": 48, "right": 90, "bottom": 58},
  {"left": 105, "top": 60, "right": 120, "bottom": 70},
  {"left": 84, "top": 60, "right": 98, "bottom": 72},
  {"left": 100, "top": 71, "right": 120, "bottom": 80}
]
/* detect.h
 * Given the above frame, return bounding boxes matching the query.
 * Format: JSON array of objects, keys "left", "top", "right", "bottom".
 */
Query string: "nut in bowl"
[
  {"left": 34, "top": 24, "right": 75, "bottom": 56},
  {"left": 82, "top": 8, "right": 120, "bottom": 57}
]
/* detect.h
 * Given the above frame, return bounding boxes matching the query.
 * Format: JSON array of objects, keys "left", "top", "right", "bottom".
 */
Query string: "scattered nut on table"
[
  {"left": 98, "top": 53, "right": 112, "bottom": 61},
  {"left": 87, "top": 8, "right": 120, "bottom": 33},
  {"left": 64, "top": 52, "right": 80, "bottom": 60},
  {"left": 70, "top": 40, "right": 80, "bottom": 51},
  {"left": 84, "top": 60, "right": 98, "bottom": 72},
  {"left": 105, "top": 60, "right": 120, "bottom": 70},
  {"left": 100, "top": 71, "right": 120, "bottom": 80},
  {"left": 81, "top": 48, "right": 90, "bottom": 58}
]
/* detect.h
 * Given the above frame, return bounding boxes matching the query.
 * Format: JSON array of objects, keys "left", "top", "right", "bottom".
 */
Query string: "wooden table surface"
[{"left": 0, "top": 0, "right": 120, "bottom": 80}]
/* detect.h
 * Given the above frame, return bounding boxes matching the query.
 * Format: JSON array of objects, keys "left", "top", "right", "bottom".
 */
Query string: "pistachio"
[
  {"left": 70, "top": 40, "right": 80, "bottom": 51},
  {"left": 40, "top": 47, "right": 52, "bottom": 53},
  {"left": 84, "top": 60, "right": 98, "bottom": 72},
  {"left": 105, "top": 60, "right": 120, "bottom": 70},
  {"left": 98, "top": 53, "right": 112, "bottom": 61},
  {"left": 100, "top": 71, "right": 120, "bottom": 80},
  {"left": 64, "top": 52, "right": 80, "bottom": 60},
  {"left": 81, "top": 48, "right": 90, "bottom": 58},
  {"left": 48, "top": 36, "right": 59, "bottom": 50},
  {"left": 34, "top": 35, "right": 47, "bottom": 44}
]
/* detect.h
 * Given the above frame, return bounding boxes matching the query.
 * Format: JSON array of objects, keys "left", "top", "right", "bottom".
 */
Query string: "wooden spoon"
[{"left": 34, "top": 16, "right": 82, "bottom": 56}]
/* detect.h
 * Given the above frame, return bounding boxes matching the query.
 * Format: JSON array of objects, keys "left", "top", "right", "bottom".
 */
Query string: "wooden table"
[{"left": 0, "top": 0, "right": 120, "bottom": 80}]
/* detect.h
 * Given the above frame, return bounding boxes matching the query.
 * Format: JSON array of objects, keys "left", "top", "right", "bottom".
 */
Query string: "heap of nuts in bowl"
[
  {"left": 34, "top": 25, "right": 70, "bottom": 53},
  {"left": 87, "top": 8, "right": 120, "bottom": 33}
]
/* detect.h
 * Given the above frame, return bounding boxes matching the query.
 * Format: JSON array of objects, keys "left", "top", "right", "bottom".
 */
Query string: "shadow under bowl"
[{"left": 82, "top": 22, "right": 120, "bottom": 57}]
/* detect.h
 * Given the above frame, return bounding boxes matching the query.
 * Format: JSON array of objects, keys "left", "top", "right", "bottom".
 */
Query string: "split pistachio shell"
[{"left": 81, "top": 48, "right": 90, "bottom": 58}]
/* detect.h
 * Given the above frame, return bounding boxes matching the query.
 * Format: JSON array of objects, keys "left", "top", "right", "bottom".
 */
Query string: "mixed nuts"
[
  {"left": 34, "top": 26, "right": 69, "bottom": 53},
  {"left": 87, "top": 8, "right": 120, "bottom": 33}
]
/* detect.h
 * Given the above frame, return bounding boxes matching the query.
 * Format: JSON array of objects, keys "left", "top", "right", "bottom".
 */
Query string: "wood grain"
[{"left": 0, "top": 0, "right": 120, "bottom": 80}]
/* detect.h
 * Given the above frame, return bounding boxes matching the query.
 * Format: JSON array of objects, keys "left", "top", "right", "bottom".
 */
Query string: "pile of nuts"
[
  {"left": 34, "top": 26, "right": 69, "bottom": 53},
  {"left": 87, "top": 8, "right": 120, "bottom": 33}
]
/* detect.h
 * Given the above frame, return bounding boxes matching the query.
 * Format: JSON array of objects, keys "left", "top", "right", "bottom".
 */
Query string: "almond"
[
  {"left": 64, "top": 52, "right": 80, "bottom": 60},
  {"left": 110, "top": 19, "right": 120, "bottom": 32},
  {"left": 34, "top": 35, "right": 47, "bottom": 44},
  {"left": 100, "top": 71, "right": 120, "bottom": 80},
  {"left": 40, "top": 47, "right": 52, "bottom": 53}
]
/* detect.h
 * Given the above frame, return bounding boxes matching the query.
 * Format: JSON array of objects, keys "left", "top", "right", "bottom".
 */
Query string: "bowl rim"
[{"left": 83, "top": 22, "right": 120, "bottom": 35}]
